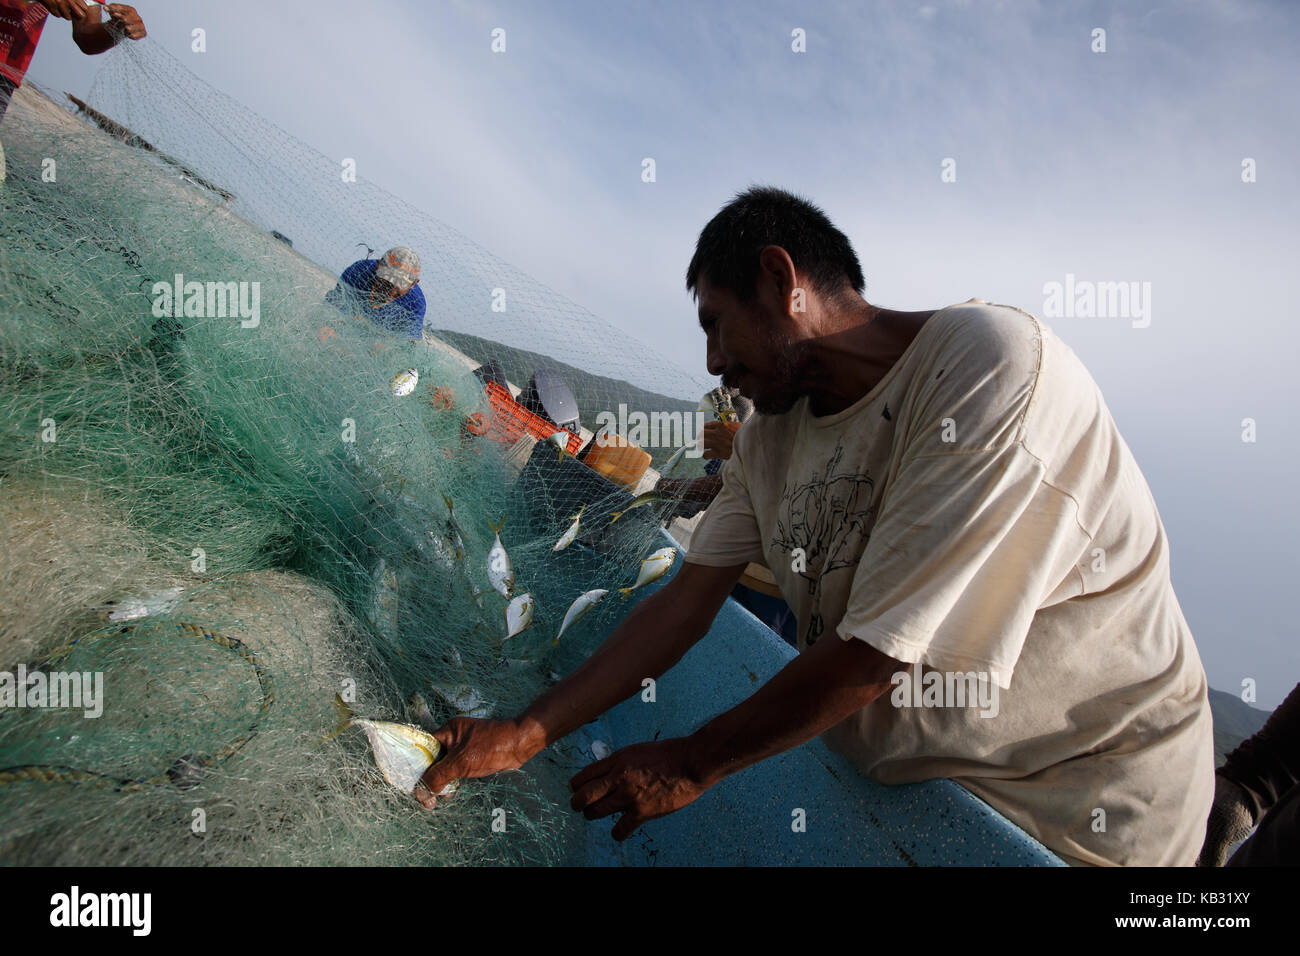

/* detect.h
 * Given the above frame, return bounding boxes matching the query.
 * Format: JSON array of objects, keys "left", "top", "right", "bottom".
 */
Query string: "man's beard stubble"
[{"left": 749, "top": 336, "right": 805, "bottom": 416}]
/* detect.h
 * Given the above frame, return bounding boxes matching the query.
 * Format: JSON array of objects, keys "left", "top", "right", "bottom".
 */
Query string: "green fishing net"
[{"left": 0, "top": 39, "right": 711, "bottom": 866}]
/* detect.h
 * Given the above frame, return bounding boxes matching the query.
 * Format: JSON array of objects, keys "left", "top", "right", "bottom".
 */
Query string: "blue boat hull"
[{"left": 566, "top": 540, "right": 1065, "bottom": 866}]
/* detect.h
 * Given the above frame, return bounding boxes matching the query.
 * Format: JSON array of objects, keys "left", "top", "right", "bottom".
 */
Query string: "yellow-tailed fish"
[
  {"left": 552, "top": 505, "right": 586, "bottom": 552},
  {"left": 441, "top": 494, "right": 468, "bottom": 561},
  {"left": 101, "top": 586, "right": 185, "bottom": 622},
  {"left": 547, "top": 430, "right": 571, "bottom": 459},
  {"left": 618, "top": 546, "right": 677, "bottom": 599},
  {"left": 609, "top": 491, "right": 670, "bottom": 522},
  {"left": 407, "top": 691, "right": 438, "bottom": 731},
  {"left": 553, "top": 588, "right": 607, "bottom": 645},
  {"left": 429, "top": 683, "right": 492, "bottom": 719},
  {"left": 325, "top": 695, "right": 458, "bottom": 797},
  {"left": 390, "top": 367, "right": 419, "bottom": 397},
  {"left": 369, "top": 559, "right": 400, "bottom": 640},
  {"left": 424, "top": 529, "right": 450, "bottom": 567},
  {"left": 487, "top": 515, "right": 514, "bottom": 597},
  {"left": 504, "top": 592, "right": 535, "bottom": 640},
  {"left": 662, "top": 442, "right": 695, "bottom": 475}
]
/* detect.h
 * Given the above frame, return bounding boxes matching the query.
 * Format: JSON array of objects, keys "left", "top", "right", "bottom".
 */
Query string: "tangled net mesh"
[{"left": 0, "top": 38, "right": 711, "bottom": 865}]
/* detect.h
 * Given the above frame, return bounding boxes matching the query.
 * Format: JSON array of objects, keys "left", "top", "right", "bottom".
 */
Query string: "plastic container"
[
  {"left": 582, "top": 433, "right": 650, "bottom": 489},
  {"left": 469, "top": 381, "right": 582, "bottom": 453}
]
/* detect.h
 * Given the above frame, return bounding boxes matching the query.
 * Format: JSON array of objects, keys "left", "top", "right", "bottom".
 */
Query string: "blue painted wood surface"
[{"left": 568, "top": 539, "right": 1065, "bottom": 866}]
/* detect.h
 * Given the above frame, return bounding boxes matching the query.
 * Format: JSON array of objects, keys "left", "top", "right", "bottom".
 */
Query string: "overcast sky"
[{"left": 28, "top": 0, "right": 1300, "bottom": 709}]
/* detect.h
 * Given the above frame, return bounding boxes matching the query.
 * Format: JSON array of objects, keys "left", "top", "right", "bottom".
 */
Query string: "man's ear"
[{"left": 757, "top": 245, "right": 798, "bottom": 311}]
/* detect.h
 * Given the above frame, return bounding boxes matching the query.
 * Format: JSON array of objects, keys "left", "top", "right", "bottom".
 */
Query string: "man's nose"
[{"left": 706, "top": 339, "right": 726, "bottom": 377}]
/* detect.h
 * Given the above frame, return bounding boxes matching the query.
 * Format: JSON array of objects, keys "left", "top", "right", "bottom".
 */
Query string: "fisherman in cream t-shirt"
[
  {"left": 680, "top": 192, "right": 1212, "bottom": 866},
  {"left": 417, "top": 187, "right": 1214, "bottom": 867},
  {"left": 687, "top": 298, "right": 1214, "bottom": 865}
]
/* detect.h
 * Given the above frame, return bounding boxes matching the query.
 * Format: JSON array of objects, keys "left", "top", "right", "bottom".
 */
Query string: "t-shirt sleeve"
[
  {"left": 836, "top": 306, "right": 1088, "bottom": 688},
  {"left": 681, "top": 427, "right": 765, "bottom": 568}
]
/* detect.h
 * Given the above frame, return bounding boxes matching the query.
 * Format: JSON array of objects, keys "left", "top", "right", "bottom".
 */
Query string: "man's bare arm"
[
  {"left": 415, "top": 559, "right": 745, "bottom": 805},
  {"left": 657, "top": 474, "right": 723, "bottom": 513},
  {"left": 70, "top": 3, "right": 146, "bottom": 55},
  {"left": 684, "top": 633, "right": 902, "bottom": 786},
  {"left": 569, "top": 633, "right": 905, "bottom": 838},
  {"left": 515, "top": 560, "right": 746, "bottom": 757}
]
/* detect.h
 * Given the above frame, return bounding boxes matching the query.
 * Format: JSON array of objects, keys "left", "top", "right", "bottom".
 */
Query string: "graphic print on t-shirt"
[{"left": 769, "top": 443, "right": 875, "bottom": 646}]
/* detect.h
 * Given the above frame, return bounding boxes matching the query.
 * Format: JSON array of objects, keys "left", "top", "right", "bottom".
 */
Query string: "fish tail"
[
  {"left": 618, "top": 587, "right": 633, "bottom": 601},
  {"left": 489, "top": 514, "right": 507, "bottom": 535},
  {"left": 609, "top": 510, "right": 623, "bottom": 523},
  {"left": 321, "top": 694, "right": 354, "bottom": 743},
  {"left": 571, "top": 504, "right": 586, "bottom": 521},
  {"left": 442, "top": 493, "right": 454, "bottom": 514}
]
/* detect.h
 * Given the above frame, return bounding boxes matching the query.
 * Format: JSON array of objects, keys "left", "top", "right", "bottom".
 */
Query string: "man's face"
[
  {"left": 374, "top": 277, "right": 400, "bottom": 299},
  {"left": 698, "top": 276, "right": 804, "bottom": 415}
]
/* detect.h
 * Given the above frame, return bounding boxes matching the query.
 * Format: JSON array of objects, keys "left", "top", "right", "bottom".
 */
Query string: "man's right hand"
[
  {"left": 414, "top": 716, "right": 540, "bottom": 809},
  {"left": 42, "top": 0, "right": 91, "bottom": 21},
  {"left": 413, "top": 562, "right": 744, "bottom": 810},
  {"left": 105, "top": 4, "right": 147, "bottom": 39}
]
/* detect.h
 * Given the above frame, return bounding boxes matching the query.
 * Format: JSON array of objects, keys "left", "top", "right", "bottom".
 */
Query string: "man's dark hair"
[{"left": 685, "top": 186, "right": 865, "bottom": 303}]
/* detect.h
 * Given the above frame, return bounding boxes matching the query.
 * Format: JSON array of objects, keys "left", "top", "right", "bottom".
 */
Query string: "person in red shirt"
[{"left": 0, "top": 1, "right": 146, "bottom": 121}]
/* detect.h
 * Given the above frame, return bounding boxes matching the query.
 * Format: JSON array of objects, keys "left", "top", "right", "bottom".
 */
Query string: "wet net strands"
[{"left": 0, "top": 40, "right": 705, "bottom": 866}]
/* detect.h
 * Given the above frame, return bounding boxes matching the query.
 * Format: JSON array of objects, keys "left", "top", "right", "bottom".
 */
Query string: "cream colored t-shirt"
[{"left": 684, "top": 300, "right": 1214, "bottom": 866}]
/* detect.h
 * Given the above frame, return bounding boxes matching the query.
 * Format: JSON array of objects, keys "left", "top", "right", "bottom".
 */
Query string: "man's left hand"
[
  {"left": 105, "top": 4, "right": 147, "bottom": 39},
  {"left": 569, "top": 737, "right": 708, "bottom": 841},
  {"left": 702, "top": 419, "right": 742, "bottom": 460}
]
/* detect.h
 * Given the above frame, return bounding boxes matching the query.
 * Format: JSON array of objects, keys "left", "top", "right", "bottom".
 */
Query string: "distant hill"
[
  {"left": 1208, "top": 687, "right": 1273, "bottom": 766},
  {"left": 433, "top": 329, "right": 701, "bottom": 468}
]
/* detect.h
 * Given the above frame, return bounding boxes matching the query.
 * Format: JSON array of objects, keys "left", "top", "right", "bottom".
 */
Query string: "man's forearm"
[
  {"left": 684, "top": 634, "right": 902, "bottom": 787},
  {"left": 514, "top": 571, "right": 732, "bottom": 759},
  {"left": 74, "top": 22, "right": 118, "bottom": 55},
  {"left": 1221, "top": 682, "right": 1300, "bottom": 820},
  {"left": 660, "top": 475, "right": 722, "bottom": 503}
]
